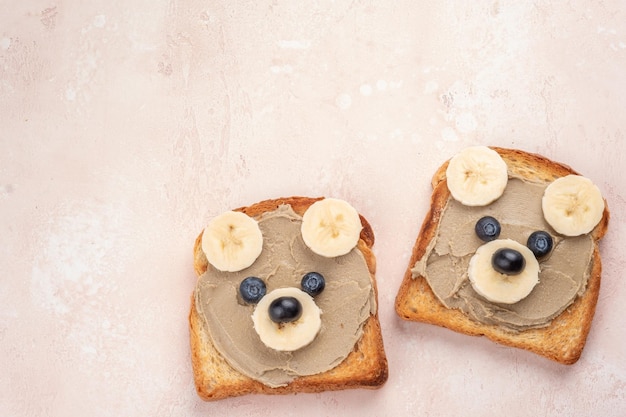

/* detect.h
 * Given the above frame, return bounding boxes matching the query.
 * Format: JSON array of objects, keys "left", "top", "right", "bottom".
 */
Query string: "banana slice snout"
[
  {"left": 542, "top": 174, "right": 605, "bottom": 237},
  {"left": 446, "top": 146, "right": 509, "bottom": 206},
  {"left": 202, "top": 211, "right": 263, "bottom": 272},
  {"left": 468, "top": 239, "right": 539, "bottom": 304},
  {"left": 252, "top": 287, "right": 322, "bottom": 352},
  {"left": 301, "top": 198, "right": 362, "bottom": 257}
]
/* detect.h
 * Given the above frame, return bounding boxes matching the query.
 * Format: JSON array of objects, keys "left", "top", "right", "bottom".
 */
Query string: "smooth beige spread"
[
  {"left": 412, "top": 178, "right": 594, "bottom": 332},
  {"left": 195, "top": 204, "right": 375, "bottom": 388}
]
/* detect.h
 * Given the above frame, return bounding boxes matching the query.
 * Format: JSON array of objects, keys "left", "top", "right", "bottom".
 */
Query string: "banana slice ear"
[
  {"left": 446, "top": 146, "right": 509, "bottom": 206},
  {"left": 541, "top": 175, "right": 605, "bottom": 237},
  {"left": 201, "top": 211, "right": 264, "bottom": 272},
  {"left": 301, "top": 198, "right": 362, "bottom": 258}
]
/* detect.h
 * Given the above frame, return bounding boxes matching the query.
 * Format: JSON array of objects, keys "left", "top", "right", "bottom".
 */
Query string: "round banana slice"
[
  {"left": 446, "top": 146, "right": 508, "bottom": 206},
  {"left": 468, "top": 239, "right": 539, "bottom": 304},
  {"left": 252, "top": 288, "right": 322, "bottom": 352},
  {"left": 301, "top": 198, "right": 362, "bottom": 257},
  {"left": 542, "top": 175, "right": 605, "bottom": 236},
  {"left": 201, "top": 211, "right": 263, "bottom": 272}
]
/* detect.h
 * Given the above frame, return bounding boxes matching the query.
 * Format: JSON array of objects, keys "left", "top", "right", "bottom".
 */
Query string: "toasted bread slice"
[
  {"left": 395, "top": 147, "right": 609, "bottom": 364},
  {"left": 190, "top": 196, "right": 388, "bottom": 401}
]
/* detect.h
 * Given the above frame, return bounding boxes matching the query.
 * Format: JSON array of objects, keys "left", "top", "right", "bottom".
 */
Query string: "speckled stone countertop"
[{"left": 1, "top": 1, "right": 625, "bottom": 416}]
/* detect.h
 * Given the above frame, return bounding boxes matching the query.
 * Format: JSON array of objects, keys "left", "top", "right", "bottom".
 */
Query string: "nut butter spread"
[
  {"left": 412, "top": 178, "right": 594, "bottom": 331},
  {"left": 195, "top": 204, "right": 376, "bottom": 388}
]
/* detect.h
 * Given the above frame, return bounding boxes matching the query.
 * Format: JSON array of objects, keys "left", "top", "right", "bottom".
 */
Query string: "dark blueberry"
[
  {"left": 301, "top": 272, "right": 326, "bottom": 297},
  {"left": 527, "top": 231, "right": 553, "bottom": 259},
  {"left": 475, "top": 216, "right": 501, "bottom": 242},
  {"left": 239, "top": 277, "right": 266, "bottom": 304},
  {"left": 268, "top": 296, "right": 302, "bottom": 323},
  {"left": 492, "top": 248, "right": 525, "bottom": 275}
]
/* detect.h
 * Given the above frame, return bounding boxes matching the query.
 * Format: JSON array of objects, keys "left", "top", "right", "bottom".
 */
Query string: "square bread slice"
[
  {"left": 395, "top": 147, "right": 609, "bottom": 364},
  {"left": 190, "top": 196, "right": 388, "bottom": 400}
]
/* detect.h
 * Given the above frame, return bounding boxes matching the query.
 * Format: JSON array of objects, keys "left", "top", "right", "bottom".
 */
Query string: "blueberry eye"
[
  {"left": 475, "top": 216, "right": 501, "bottom": 242},
  {"left": 301, "top": 272, "right": 325, "bottom": 297},
  {"left": 239, "top": 277, "right": 266, "bottom": 304},
  {"left": 527, "top": 231, "right": 553, "bottom": 259}
]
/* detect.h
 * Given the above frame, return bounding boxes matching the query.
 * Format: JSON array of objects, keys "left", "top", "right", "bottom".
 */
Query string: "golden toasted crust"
[
  {"left": 395, "top": 147, "right": 609, "bottom": 365},
  {"left": 190, "top": 196, "right": 388, "bottom": 401}
]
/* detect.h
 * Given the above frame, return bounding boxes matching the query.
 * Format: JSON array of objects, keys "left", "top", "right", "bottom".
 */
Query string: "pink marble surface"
[{"left": 2, "top": 1, "right": 625, "bottom": 415}]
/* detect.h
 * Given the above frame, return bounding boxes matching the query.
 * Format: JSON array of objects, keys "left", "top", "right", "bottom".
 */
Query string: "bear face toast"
[
  {"left": 190, "top": 197, "right": 388, "bottom": 401},
  {"left": 395, "top": 146, "right": 609, "bottom": 364}
]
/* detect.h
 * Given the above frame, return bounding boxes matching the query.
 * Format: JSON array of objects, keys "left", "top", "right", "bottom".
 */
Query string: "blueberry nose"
[
  {"left": 492, "top": 248, "right": 526, "bottom": 275},
  {"left": 268, "top": 296, "right": 302, "bottom": 323}
]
